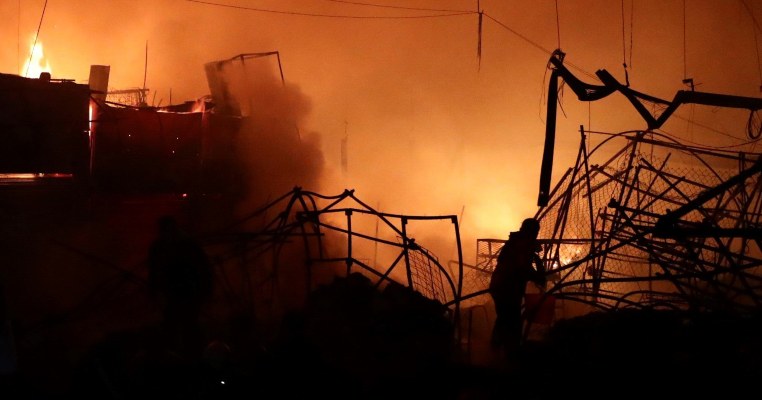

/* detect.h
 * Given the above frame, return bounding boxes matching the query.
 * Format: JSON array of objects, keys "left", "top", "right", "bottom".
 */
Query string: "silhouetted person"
[
  {"left": 489, "top": 217, "right": 546, "bottom": 360},
  {"left": 148, "top": 215, "right": 212, "bottom": 353}
]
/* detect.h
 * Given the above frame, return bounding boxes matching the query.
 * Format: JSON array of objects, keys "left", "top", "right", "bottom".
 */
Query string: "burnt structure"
[
  {"left": 0, "top": 55, "right": 471, "bottom": 396},
  {"left": 0, "top": 59, "right": 265, "bottom": 194},
  {"left": 196, "top": 187, "right": 463, "bottom": 329},
  {"left": 467, "top": 53, "right": 762, "bottom": 338},
  {"left": 0, "top": 73, "right": 89, "bottom": 177},
  {"left": 7, "top": 49, "right": 762, "bottom": 396},
  {"left": 538, "top": 49, "right": 762, "bottom": 207},
  {"left": 534, "top": 131, "right": 762, "bottom": 314}
]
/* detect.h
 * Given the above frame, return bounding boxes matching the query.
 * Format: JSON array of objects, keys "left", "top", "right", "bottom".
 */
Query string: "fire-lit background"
[
  {"left": 2, "top": 1, "right": 762, "bottom": 395},
  {"left": 3, "top": 0, "right": 761, "bottom": 258}
]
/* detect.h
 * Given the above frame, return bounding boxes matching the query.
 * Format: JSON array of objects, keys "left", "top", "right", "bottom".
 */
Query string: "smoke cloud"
[{"left": 213, "top": 55, "right": 325, "bottom": 215}]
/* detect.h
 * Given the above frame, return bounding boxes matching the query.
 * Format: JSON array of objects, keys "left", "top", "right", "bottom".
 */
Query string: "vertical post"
[
  {"left": 580, "top": 125, "right": 598, "bottom": 298},
  {"left": 87, "top": 65, "right": 110, "bottom": 184},
  {"left": 539, "top": 69, "right": 560, "bottom": 206},
  {"left": 373, "top": 203, "right": 380, "bottom": 269},
  {"left": 88, "top": 65, "right": 110, "bottom": 102},
  {"left": 341, "top": 121, "right": 348, "bottom": 178},
  {"left": 451, "top": 216, "right": 464, "bottom": 344},
  {"left": 401, "top": 217, "right": 413, "bottom": 288},
  {"left": 142, "top": 41, "right": 148, "bottom": 106},
  {"left": 274, "top": 51, "right": 286, "bottom": 86},
  {"left": 345, "top": 209, "right": 353, "bottom": 276}
]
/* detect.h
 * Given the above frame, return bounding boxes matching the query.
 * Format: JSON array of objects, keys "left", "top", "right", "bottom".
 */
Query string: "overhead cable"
[
  {"left": 25, "top": 0, "right": 48, "bottom": 77},
  {"left": 186, "top": 0, "right": 475, "bottom": 19},
  {"left": 323, "top": 0, "right": 471, "bottom": 13}
]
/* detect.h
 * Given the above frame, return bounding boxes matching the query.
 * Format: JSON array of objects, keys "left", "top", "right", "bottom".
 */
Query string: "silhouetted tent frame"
[{"left": 198, "top": 187, "right": 466, "bottom": 337}]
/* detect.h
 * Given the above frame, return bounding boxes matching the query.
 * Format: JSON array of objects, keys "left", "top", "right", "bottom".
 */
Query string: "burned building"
[{"left": 0, "top": 72, "right": 90, "bottom": 178}]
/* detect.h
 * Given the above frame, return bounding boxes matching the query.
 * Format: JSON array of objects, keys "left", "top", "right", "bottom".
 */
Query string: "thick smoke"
[
  {"left": 199, "top": 57, "right": 364, "bottom": 323},
  {"left": 217, "top": 57, "right": 326, "bottom": 216}
]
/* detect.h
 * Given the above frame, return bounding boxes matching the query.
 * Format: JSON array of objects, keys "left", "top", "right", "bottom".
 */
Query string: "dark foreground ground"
[
  {"left": 3, "top": 271, "right": 761, "bottom": 400},
  {"left": 482, "top": 307, "right": 762, "bottom": 399},
  {"left": 4, "top": 180, "right": 759, "bottom": 399}
]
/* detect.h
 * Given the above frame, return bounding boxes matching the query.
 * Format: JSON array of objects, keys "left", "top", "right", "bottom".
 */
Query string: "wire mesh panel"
[
  {"left": 408, "top": 243, "right": 448, "bottom": 304},
  {"left": 532, "top": 132, "right": 762, "bottom": 316}
]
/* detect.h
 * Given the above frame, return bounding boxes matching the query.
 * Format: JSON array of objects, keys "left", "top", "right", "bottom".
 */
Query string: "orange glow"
[
  {"left": 21, "top": 37, "right": 51, "bottom": 79},
  {"left": 191, "top": 98, "right": 206, "bottom": 113},
  {"left": 553, "top": 245, "right": 585, "bottom": 269},
  {"left": 88, "top": 102, "right": 94, "bottom": 137},
  {"left": 1, "top": 1, "right": 756, "bottom": 268},
  {"left": 0, "top": 173, "right": 73, "bottom": 181},
  {"left": 0, "top": 173, "right": 37, "bottom": 180}
]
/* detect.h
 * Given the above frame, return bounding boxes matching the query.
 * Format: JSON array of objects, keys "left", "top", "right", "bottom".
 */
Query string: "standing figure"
[
  {"left": 488, "top": 217, "right": 546, "bottom": 359},
  {"left": 148, "top": 215, "right": 213, "bottom": 350}
]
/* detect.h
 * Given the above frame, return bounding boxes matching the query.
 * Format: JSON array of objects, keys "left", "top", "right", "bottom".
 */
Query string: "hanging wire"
[
  {"left": 17, "top": 0, "right": 20, "bottom": 74},
  {"left": 621, "top": 0, "right": 630, "bottom": 86},
  {"left": 588, "top": 102, "right": 592, "bottom": 151},
  {"left": 682, "top": 0, "right": 687, "bottom": 81},
  {"left": 484, "top": 13, "right": 554, "bottom": 55},
  {"left": 629, "top": 0, "right": 634, "bottom": 68},
  {"left": 621, "top": 0, "right": 627, "bottom": 63},
  {"left": 588, "top": 101, "right": 592, "bottom": 132},
  {"left": 142, "top": 41, "right": 148, "bottom": 103},
  {"left": 555, "top": 0, "right": 562, "bottom": 50},
  {"left": 477, "top": 0, "right": 483, "bottom": 71},
  {"left": 539, "top": 66, "right": 549, "bottom": 122},
  {"left": 323, "top": 0, "right": 471, "bottom": 13},
  {"left": 482, "top": 7, "right": 749, "bottom": 143},
  {"left": 737, "top": 0, "right": 762, "bottom": 141},
  {"left": 752, "top": 17, "right": 762, "bottom": 92},
  {"left": 657, "top": 126, "right": 762, "bottom": 149},
  {"left": 681, "top": 0, "right": 695, "bottom": 91},
  {"left": 187, "top": 0, "right": 759, "bottom": 144},
  {"left": 747, "top": 110, "right": 762, "bottom": 140},
  {"left": 740, "top": 0, "right": 762, "bottom": 91},
  {"left": 671, "top": 113, "right": 749, "bottom": 142},
  {"left": 24, "top": 0, "right": 48, "bottom": 78},
  {"left": 482, "top": 13, "right": 598, "bottom": 80}
]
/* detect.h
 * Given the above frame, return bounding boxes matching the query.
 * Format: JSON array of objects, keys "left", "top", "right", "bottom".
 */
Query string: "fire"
[
  {"left": 191, "top": 98, "right": 206, "bottom": 113},
  {"left": 89, "top": 101, "right": 94, "bottom": 136},
  {"left": 21, "top": 37, "right": 51, "bottom": 79},
  {"left": 553, "top": 245, "right": 584, "bottom": 269}
]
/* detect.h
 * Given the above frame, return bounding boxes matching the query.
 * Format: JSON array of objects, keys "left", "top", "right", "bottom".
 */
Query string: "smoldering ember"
[{"left": 2, "top": 1, "right": 762, "bottom": 399}]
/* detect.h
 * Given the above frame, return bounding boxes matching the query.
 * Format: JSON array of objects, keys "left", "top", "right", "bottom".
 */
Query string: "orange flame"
[{"left": 22, "top": 37, "right": 51, "bottom": 78}]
